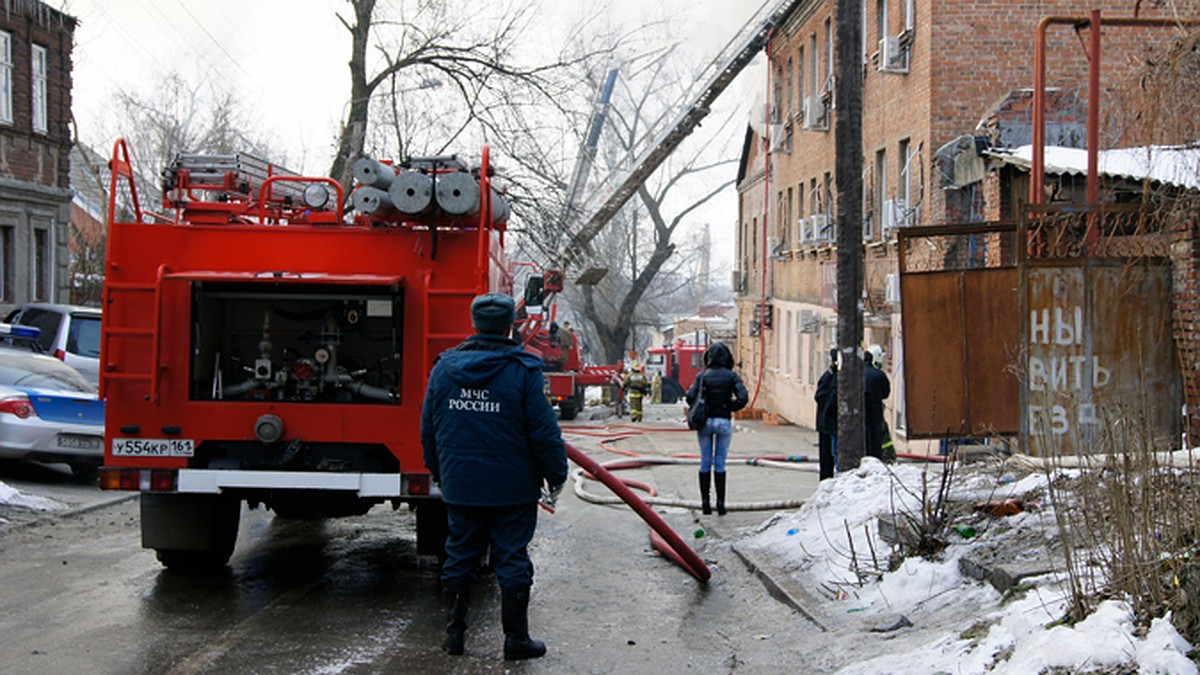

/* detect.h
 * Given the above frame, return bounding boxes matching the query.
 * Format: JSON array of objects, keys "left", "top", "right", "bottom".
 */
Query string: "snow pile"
[
  {"left": 0, "top": 479, "right": 64, "bottom": 513},
  {"left": 742, "top": 458, "right": 1198, "bottom": 674}
]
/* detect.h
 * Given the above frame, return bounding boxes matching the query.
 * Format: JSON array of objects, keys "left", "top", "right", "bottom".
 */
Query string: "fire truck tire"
[
  {"left": 415, "top": 499, "right": 449, "bottom": 561},
  {"left": 69, "top": 463, "right": 99, "bottom": 482},
  {"left": 559, "top": 398, "right": 579, "bottom": 421},
  {"left": 141, "top": 493, "right": 241, "bottom": 573}
]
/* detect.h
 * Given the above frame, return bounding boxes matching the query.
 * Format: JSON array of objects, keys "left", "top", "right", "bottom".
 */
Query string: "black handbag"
[{"left": 686, "top": 372, "right": 707, "bottom": 430}]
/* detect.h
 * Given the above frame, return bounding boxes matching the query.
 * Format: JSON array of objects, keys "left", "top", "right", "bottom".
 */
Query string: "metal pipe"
[{"left": 1031, "top": 14, "right": 1200, "bottom": 207}]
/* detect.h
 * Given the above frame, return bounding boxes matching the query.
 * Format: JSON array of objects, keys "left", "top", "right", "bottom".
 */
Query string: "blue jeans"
[{"left": 697, "top": 417, "right": 733, "bottom": 473}]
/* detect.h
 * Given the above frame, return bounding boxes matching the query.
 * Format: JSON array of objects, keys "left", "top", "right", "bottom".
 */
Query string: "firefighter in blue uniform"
[{"left": 421, "top": 292, "right": 568, "bottom": 661}]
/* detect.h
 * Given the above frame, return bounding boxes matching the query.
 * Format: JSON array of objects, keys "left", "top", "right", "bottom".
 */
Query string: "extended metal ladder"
[{"left": 557, "top": 0, "right": 806, "bottom": 271}]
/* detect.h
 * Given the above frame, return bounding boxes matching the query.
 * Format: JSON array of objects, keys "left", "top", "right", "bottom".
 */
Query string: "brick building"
[
  {"left": 0, "top": 1, "right": 75, "bottom": 314},
  {"left": 734, "top": 0, "right": 1198, "bottom": 452}
]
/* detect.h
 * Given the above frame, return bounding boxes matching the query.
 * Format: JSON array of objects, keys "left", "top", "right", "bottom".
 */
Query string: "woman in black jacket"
[{"left": 685, "top": 342, "right": 749, "bottom": 515}]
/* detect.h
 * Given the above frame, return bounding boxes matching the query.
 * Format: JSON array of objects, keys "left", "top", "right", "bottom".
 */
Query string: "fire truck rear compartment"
[{"left": 190, "top": 281, "right": 403, "bottom": 405}]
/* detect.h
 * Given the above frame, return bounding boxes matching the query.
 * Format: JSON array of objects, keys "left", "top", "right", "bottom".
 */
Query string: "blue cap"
[{"left": 471, "top": 293, "right": 515, "bottom": 335}]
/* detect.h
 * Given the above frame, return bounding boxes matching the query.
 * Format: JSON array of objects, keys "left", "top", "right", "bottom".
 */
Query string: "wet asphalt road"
[{"left": 0, "top": 408, "right": 826, "bottom": 674}]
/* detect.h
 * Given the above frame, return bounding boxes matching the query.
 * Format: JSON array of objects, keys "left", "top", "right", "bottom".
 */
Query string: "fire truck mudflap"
[{"left": 99, "top": 141, "right": 510, "bottom": 572}]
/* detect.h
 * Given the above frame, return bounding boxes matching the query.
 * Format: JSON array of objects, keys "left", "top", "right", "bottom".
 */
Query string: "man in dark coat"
[
  {"left": 421, "top": 292, "right": 568, "bottom": 661},
  {"left": 813, "top": 348, "right": 838, "bottom": 480},
  {"left": 863, "top": 349, "right": 891, "bottom": 460}
]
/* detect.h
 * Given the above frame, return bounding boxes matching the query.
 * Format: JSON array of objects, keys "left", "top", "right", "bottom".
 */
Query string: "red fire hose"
[{"left": 565, "top": 443, "right": 711, "bottom": 583}]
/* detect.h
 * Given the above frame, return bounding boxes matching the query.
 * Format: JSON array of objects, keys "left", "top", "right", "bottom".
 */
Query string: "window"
[
  {"left": 0, "top": 32, "right": 11, "bottom": 125},
  {"left": 872, "top": 149, "right": 887, "bottom": 240},
  {"left": 31, "top": 44, "right": 47, "bottom": 134},
  {"left": 785, "top": 187, "right": 793, "bottom": 247},
  {"left": 809, "top": 34, "right": 819, "bottom": 96},
  {"left": 783, "top": 310, "right": 792, "bottom": 373},
  {"left": 786, "top": 56, "right": 793, "bottom": 116},
  {"left": 0, "top": 226, "right": 11, "bottom": 302},
  {"left": 33, "top": 227, "right": 48, "bottom": 301},
  {"left": 797, "top": 47, "right": 805, "bottom": 107},
  {"left": 877, "top": 0, "right": 889, "bottom": 41},
  {"left": 899, "top": 138, "right": 913, "bottom": 224},
  {"left": 861, "top": 0, "right": 869, "bottom": 62},
  {"left": 824, "top": 19, "right": 833, "bottom": 91},
  {"left": 796, "top": 183, "right": 805, "bottom": 241}
]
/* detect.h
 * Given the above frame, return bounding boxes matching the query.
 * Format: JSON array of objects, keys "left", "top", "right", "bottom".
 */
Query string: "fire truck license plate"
[{"left": 112, "top": 438, "right": 195, "bottom": 457}]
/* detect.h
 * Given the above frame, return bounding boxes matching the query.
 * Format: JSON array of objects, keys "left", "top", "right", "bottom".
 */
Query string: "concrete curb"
[
  {"left": 1, "top": 491, "right": 137, "bottom": 536},
  {"left": 731, "top": 541, "right": 831, "bottom": 631}
]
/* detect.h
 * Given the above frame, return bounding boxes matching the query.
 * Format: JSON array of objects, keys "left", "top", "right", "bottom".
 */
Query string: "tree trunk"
[
  {"left": 834, "top": 0, "right": 865, "bottom": 471},
  {"left": 329, "top": 0, "right": 376, "bottom": 191}
]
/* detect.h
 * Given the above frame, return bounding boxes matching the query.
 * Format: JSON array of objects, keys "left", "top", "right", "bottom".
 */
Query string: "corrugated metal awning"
[{"left": 988, "top": 144, "right": 1200, "bottom": 191}]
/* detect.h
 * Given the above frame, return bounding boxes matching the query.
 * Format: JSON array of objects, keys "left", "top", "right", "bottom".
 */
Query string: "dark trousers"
[
  {"left": 442, "top": 503, "right": 538, "bottom": 591},
  {"left": 818, "top": 432, "right": 837, "bottom": 480}
]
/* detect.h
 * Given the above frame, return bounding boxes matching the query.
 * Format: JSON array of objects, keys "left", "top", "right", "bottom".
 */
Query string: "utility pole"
[{"left": 834, "top": 0, "right": 865, "bottom": 470}]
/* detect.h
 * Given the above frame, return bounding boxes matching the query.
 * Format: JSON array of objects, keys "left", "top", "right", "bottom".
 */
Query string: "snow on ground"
[
  {"left": 740, "top": 458, "right": 1198, "bottom": 674},
  {"left": 0, "top": 479, "right": 64, "bottom": 519}
]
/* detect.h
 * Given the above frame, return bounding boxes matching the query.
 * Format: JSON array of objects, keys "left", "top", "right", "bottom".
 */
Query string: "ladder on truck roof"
[{"left": 557, "top": 0, "right": 806, "bottom": 272}]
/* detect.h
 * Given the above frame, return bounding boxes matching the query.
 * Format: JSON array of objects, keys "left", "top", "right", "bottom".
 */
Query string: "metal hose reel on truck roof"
[{"left": 350, "top": 155, "right": 510, "bottom": 224}]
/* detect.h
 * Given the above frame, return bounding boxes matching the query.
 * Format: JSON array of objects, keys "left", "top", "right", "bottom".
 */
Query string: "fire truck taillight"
[
  {"left": 99, "top": 468, "right": 178, "bottom": 492},
  {"left": 404, "top": 473, "right": 431, "bottom": 496}
]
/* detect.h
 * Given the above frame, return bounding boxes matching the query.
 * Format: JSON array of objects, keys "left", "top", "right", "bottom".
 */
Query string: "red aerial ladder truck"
[
  {"left": 511, "top": 268, "right": 624, "bottom": 419},
  {"left": 98, "top": 141, "right": 510, "bottom": 571}
]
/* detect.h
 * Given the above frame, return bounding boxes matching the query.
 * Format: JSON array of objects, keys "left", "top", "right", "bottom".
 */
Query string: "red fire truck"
[
  {"left": 645, "top": 338, "right": 708, "bottom": 404},
  {"left": 98, "top": 140, "right": 510, "bottom": 571},
  {"left": 512, "top": 269, "right": 623, "bottom": 419}
]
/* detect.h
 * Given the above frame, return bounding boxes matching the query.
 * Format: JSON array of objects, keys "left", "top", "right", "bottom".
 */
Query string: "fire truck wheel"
[
  {"left": 69, "top": 463, "right": 99, "bottom": 483},
  {"left": 415, "top": 500, "right": 449, "bottom": 561},
  {"left": 142, "top": 493, "right": 240, "bottom": 573},
  {"left": 559, "top": 398, "right": 578, "bottom": 421}
]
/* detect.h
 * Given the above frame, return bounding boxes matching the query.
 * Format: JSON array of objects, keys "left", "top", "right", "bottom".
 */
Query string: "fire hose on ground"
[
  {"left": 565, "top": 444, "right": 713, "bottom": 582},
  {"left": 559, "top": 424, "right": 947, "bottom": 582}
]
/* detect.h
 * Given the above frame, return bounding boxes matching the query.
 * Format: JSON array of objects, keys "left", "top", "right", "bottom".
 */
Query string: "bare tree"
[
  {"left": 112, "top": 70, "right": 280, "bottom": 193},
  {"left": 328, "top": 0, "right": 597, "bottom": 189},
  {"left": 561, "top": 51, "right": 738, "bottom": 364}
]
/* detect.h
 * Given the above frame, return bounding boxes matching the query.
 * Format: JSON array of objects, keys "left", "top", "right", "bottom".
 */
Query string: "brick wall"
[{"left": 0, "top": 2, "right": 74, "bottom": 188}]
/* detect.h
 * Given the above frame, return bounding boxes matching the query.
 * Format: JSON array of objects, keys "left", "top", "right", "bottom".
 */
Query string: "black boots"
[
  {"left": 442, "top": 586, "right": 470, "bottom": 655},
  {"left": 698, "top": 472, "right": 712, "bottom": 515},
  {"left": 501, "top": 587, "right": 547, "bottom": 660},
  {"left": 715, "top": 471, "right": 727, "bottom": 516}
]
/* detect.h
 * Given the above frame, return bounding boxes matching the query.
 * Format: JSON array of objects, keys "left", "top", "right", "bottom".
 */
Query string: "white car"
[
  {"left": 3, "top": 303, "right": 102, "bottom": 386},
  {"left": 0, "top": 340, "right": 104, "bottom": 479}
]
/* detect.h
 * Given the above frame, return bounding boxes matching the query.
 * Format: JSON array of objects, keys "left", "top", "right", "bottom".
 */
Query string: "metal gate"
[
  {"left": 898, "top": 207, "right": 1182, "bottom": 454},
  {"left": 898, "top": 223, "right": 1021, "bottom": 438}
]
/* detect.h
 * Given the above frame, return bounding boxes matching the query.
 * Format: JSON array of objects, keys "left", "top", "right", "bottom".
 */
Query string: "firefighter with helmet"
[{"left": 623, "top": 364, "right": 650, "bottom": 422}]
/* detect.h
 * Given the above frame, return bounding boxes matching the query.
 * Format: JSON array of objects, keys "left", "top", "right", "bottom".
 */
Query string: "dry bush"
[{"left": 1041, "top": 408, "right": 1200, "bottom": 642}]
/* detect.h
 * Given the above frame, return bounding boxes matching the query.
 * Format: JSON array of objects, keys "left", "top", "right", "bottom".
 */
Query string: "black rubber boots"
[
  {"left": 442, "top": 586, "right": 469, "bottom": 655},
  {"left": 501, "top": 586, "right": 547, "bottom": 660}
]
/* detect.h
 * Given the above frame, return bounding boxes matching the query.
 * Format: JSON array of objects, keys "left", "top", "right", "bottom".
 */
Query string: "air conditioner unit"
[
  {"left": 882, "top": 199, "right": 908, "bottom": 235},
  {"left": 885, "top": 273, "right": 901, "bottom": 305},
  {"left": 797, "top": 216, "right": 811, "bottom": 243},
  {"left": 810, "top": 213, "right": 832, "bottom": 241},
  {"left": 878, "top": 36, "right": 909, "bottom": 74},
  {"left": 731, "top": 269, "right": 746, "bottom": 294},
  {"left": 768, "top": 123, "right": 790, "bottom": 153},
  {"left": 798, "top": 309, "right": 820, "bottom": 334},
  {"left": 803, "top": 95, "right": 828, "bottom": 131},
  {"left": 768, "top": 236, "right": 786, "bottom": 258}
]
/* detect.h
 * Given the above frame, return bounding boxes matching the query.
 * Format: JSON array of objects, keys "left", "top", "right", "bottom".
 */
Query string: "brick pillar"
[{"left": 1171, "top": 217, "right": 1200, "bottom": 446}]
